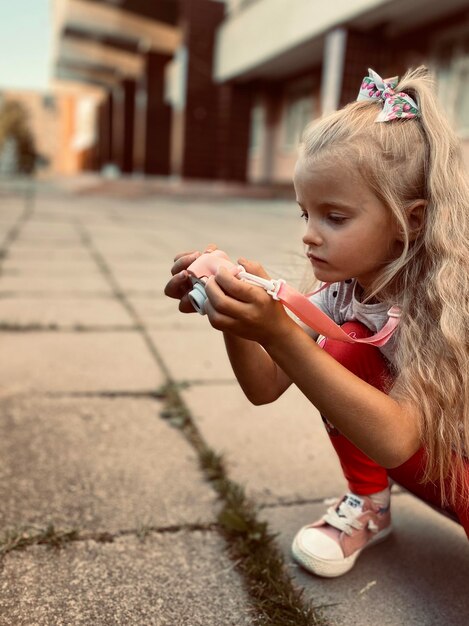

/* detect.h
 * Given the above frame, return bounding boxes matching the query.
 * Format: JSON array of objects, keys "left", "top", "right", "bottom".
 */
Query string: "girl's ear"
[{"left": 405, "top": 200, "right": 427, "bottom": 241}]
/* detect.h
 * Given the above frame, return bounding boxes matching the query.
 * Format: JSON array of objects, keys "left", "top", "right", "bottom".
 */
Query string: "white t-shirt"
[{"left": 308, "top": 279, "right": 397, "bottom": 366}]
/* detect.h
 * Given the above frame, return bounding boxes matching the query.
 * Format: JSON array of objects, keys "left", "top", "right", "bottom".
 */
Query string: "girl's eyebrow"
[{"left": 297, "top": 200, "right": 358, "bottom": 212}]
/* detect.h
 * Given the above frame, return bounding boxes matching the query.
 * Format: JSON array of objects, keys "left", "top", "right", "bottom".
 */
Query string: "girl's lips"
[{"left": 308, "top": 254, "right": 327, "bottom": 264}]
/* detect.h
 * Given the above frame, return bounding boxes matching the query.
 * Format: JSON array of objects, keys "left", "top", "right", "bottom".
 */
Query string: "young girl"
[{"left": 164, "top": 67, "right": 469, "bottom": 578}]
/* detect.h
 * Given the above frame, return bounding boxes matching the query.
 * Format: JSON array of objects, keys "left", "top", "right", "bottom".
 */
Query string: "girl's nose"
[{"left": 302, "top": 222, "right": 323, "bottom": 247}]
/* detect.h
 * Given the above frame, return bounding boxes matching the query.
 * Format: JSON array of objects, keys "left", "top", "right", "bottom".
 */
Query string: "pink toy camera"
[
  {"left": 185, "top": 249, "right": 400, "bottom": 347},
  {"left": 186, "top": 250, "right": 283, "bottom": 314}
]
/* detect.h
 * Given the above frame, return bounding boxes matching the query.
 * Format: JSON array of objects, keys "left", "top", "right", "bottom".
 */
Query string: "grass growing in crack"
[
  {"left": 157, "top": 382, "right": 191, "bottom": 428},
  {"left": 158, "top": 382, "right": 326, "bottom": 626},
  {"left": 0, "top": 525, "right": 79, "bottom": 556},
  {"left": 213, "top": 472, "right": 325, "bottom": 625},
  {"left": 0, "top": 323, "right": 59, "bottom": 332}
]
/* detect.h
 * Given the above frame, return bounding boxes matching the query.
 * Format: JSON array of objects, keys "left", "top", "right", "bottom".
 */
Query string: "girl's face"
[{"left": 293, "top": 155, "right": 401, "bottom": 296}]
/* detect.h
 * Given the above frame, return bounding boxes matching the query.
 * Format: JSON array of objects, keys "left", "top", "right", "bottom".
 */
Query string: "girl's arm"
[
  {"left": 164, "top": 248, "right": 293, "bottom": 403},
  {"left": 223, "top": 332, "right": 292, "bottom": 404},
  {"left": 205, "top": 264, "right": 421, "bottom": 469}
]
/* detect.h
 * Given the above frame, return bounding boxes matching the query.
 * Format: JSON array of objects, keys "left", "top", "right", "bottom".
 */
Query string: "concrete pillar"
[
  {"left": 321, "top": 28, "right": 347, "bottom": 115},
  {"left": 178, "top": 0, "right": 225, "bottom": 179},
  {"left": 133, "top": 78, "right": 147, "bottom": 174},
  {"left": 122, "top": 78, "right": 136, "bottom": 174},
  {"left": 96, "top": 101, "right": 106, "bottom": 170},
  {"left": 215, "top": 82, "right": 253, "bottom": 182},
  {"left": 98, "top": 91, "right": 113, "bottom": 167},
  {"left": 111, "top": 84, "right": 124, "bottom": 169},
  {"left": 144, "top": 51, "right": 172, "bottom": 176}
]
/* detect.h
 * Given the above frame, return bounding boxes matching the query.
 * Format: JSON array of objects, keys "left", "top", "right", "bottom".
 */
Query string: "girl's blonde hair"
[{"left": 300, "top": 66, "right": 469, "bottom": 507}]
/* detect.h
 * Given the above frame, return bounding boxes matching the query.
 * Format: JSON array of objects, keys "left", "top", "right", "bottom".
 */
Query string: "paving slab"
[
  {"left": 183, "top": 384, "right": 344, "bottom": 504},
  {"left": 259, "top": 493, "right": 469, "bottom": 626},
  {"left": 0, "top": 273, "right": 113, "bottom": 295},
  {"left": 0, "top": 332, "right": 162, "bottom": 393},
  {"left": 14, "top": 226, "right": 80, "bottom": 240},
  {"left": 0, "top": 297, "right": 135, "bottom": 328},
  {"left": 130, "top": 295, "right": 212, "bottom": 331},
  {"left": 1, "top": 259, "right": 100, "bottom": 275},
  {"left": 0, "top": 396, "right": 216, "bottom": 532},
  {"left": 0, "top": 533, "right": 254, "bottom": 626},
  {"left": 115, "top": 272, "right": 168, "bottom": 294},
  {"left": 150, "top": 329, "right": 236, "bottom": 382},
  {"left": 4, "top": 248, "right": 94, "bottom": 263},
  {"left": 9, "top": 238, "right": 84, "bottom": 250}
]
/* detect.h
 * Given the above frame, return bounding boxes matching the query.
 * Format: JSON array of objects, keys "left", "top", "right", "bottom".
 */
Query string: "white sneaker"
[{"left": 291, "top": 493, "right": 392, "bottom": 578}]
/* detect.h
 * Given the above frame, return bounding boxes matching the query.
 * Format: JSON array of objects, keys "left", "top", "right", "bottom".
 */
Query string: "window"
[
  {"left": 433, "top": 33, "right": 469, "bottom": 138},
  {"left": 453, "top": 62, "right": 469, "bottom": 136},
  {"left": 249, "top": 103, "right": 265, "bottom": 151},
  {"left": 283, "top": 95, "right": 314, "bottom": 149}
]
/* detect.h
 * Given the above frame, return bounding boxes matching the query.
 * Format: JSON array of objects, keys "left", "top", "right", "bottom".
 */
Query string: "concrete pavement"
[{"left": 0, "top": 179, "right": 467, "bottom": 625}]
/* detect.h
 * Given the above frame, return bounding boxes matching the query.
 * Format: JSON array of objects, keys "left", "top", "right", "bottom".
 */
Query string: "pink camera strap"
[{"left": 275, "top": 281, "right": 400, "bottom": 347}]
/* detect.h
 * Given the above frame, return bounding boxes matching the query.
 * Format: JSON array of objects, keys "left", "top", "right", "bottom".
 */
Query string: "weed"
[
  {"left": 0, "top": 524, "right": 79, "bottom": 557},
  {"left": 157, "top": 383, "right": 327, "bottom": 626},
  {"left": 158, "top": 382, "right": 191, "bottom": 428}
]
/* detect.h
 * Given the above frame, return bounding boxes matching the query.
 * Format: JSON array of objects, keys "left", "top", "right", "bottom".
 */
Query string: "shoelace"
[{"left": 323, "top": 501, "right": 379, "bottom": 536}]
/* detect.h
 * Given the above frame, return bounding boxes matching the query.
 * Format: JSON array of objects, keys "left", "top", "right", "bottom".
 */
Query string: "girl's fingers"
[
  {"left": 211, "top": 268, "right": 255, "bottom": 304},
  {"left": 204, "top": 243, "right": 218, "bottom": 253},
  {"left": 204, "top": 298, "right": 232, "bottom": 328},
  {"left": 164, "top": 270, "right": 192, "bottom": 299},
  {"left": 173, "top": 243, "right": 218, "bottom": 263},
  {"left": 237, "top": 258, "right": 271, "bottom": 280},
  {"left": 171, "top": 244, "right": 219, "bottom": 273},
  {"left": 171, "top": 251, "right": 200, "bottom": 274},
  {"left": 205, "top": 274, "right": 251, "bottom": 315},
  {"left": 179, "top": 293, "right": 198, "bottom": 313}
]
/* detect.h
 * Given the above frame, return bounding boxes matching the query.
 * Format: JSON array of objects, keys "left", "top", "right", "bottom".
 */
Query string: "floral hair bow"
[{"left": 357, "top": 68, "right": 420, "bottom": 122}]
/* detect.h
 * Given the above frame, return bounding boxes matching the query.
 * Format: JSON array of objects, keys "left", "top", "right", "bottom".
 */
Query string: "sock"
[{"left": 368, "top": 486, "right": 391, "bottom": 509}]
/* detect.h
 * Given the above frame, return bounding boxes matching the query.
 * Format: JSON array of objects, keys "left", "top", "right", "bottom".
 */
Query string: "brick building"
[{"left": 52, "top": 0, "right": 469, "bottom": 181}]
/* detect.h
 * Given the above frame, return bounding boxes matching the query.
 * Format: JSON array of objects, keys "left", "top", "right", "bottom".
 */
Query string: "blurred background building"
[{"left": 3, "top": 0, "right": 469, "bottom": 183}]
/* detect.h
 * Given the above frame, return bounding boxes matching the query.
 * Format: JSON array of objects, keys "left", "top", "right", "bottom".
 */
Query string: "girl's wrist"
[{"left": 261, "top": 314, "right": 305, "bottom": 354}]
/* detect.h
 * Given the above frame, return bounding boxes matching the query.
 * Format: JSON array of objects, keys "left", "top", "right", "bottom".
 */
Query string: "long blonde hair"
[{"left": 301, "top": 67, "right": 469, "bottom": 507}]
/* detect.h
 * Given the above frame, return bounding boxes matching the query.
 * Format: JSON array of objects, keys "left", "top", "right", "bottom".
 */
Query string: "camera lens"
[{"left": 188, "top": 282, "right": 208, "bottom": 314}]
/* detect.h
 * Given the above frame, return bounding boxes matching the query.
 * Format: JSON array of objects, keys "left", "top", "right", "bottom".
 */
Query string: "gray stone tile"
[
  {"left": 4, "top": 248, "right": 93, "bottom": 263},
  {"left": 0, "top": 331, "right": 162, "bottom": 393},
  {"left": 0, "top": 273, "right": 112, "bottom": 295},
  {"left": 115, "top": 272, "right": 167, "bottom": 294},
  {"left": 129, "top": 295, "right": 210, "bottom": 331},
  {"left": 183, "top": 384, "right": 345, "bottom": 504},
  {"left": 150, "top": 329, "right": 236, "bottom": 382},
  {"left": 0, "top": 396, "right": 216, "bottom": 531},
  {"left": 259, "top": 493, "right": 469, "bottom": 626},
  {"left": 0, "top": 533, "right": 254, "bottom": 626},
  {"left": 0, "top": 297, "right": 135, "bottom": 329},
  {"left": 1, "top": 259, "right": 100, "bottom": 275}
]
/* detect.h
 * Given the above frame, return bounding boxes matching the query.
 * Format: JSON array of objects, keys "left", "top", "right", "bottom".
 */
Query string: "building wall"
[
  {"left": 0, "top": 89, "right": 104, "bottom": 176},
  {"left": 0, "top": 91, "right": 63, "bottom": 175},
  {"left": 244, "top": 13, "right": 469, "bottom": 184}
]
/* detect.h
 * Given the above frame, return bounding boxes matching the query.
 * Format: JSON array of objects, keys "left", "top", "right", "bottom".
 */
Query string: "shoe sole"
[{"left": 291, "top": 525, "right": 393, "bottom": 578}]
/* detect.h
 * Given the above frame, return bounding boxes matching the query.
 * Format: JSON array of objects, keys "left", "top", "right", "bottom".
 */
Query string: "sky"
[{"left": 0, "top": 2, "right": 51, "bottom": 91}]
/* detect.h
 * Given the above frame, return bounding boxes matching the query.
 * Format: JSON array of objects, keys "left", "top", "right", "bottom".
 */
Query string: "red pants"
[{"left": 321, "top": 321, "right": 469, "bottom": 538}]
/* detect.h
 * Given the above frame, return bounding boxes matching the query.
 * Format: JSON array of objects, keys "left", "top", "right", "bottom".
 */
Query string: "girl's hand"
[
  {"left": 164, "top": 244, "right": 217, "bottom": 313},
  {"left": 204, "top": 258, "right": 294, "bottom": 344}
]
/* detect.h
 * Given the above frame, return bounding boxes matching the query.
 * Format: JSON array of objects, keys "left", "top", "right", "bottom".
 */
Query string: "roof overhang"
[
  {"left": 52, "top": 0, "right": 181, "bottom": 89},
  {"left": 214, "top": 0, "right": 469, "bottom": 82}
]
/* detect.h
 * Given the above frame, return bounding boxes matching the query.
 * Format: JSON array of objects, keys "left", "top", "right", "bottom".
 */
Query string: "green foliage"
[{"left": 0, "top": 100, "right": 38, "bottom": 174}]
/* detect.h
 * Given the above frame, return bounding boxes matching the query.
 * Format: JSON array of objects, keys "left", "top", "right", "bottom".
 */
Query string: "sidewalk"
[{"left": 0, "top": 180, "right": 467, "bottom": 625}]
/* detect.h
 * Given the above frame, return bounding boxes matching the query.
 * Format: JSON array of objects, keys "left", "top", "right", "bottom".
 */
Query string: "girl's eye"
[
  {"left": 327, "top": 214, "right": 346, "bottom": 224},
  {"left": 300, "top": 210, "right": 308, "bottom": 222}
]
